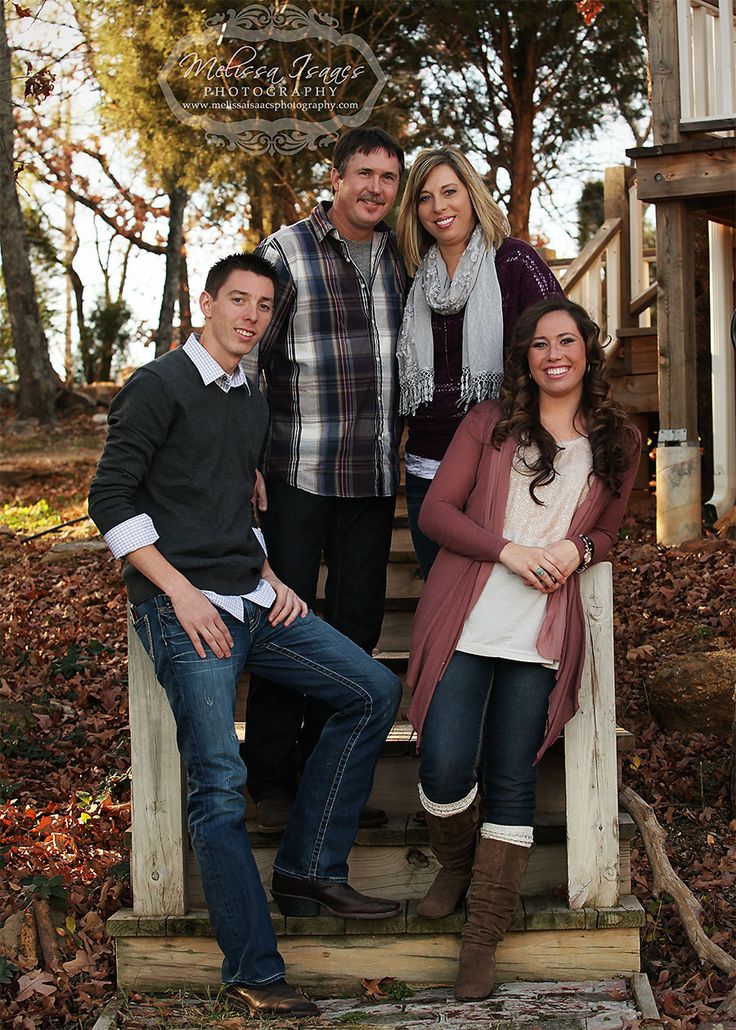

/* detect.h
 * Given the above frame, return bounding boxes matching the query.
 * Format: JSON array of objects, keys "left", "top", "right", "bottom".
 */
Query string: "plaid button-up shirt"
[{"left": 256, "top": 202, "right": 406, "bottom": 498}]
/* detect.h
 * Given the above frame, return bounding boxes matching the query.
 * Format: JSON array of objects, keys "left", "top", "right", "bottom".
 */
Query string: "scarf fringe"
[
  {"left": 400, "top": 368, "right": 435, "bottom": 416},
  {"left": 458, "top": 368, "right": 504, "bottom": 410}
]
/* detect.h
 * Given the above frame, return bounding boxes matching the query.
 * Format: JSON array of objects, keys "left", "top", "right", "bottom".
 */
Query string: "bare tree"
[{"left": 0, "top": 3, "right": 57, "bottom": 420}]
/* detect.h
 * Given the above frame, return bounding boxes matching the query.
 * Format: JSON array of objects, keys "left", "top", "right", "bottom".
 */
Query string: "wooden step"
[
  {"left": 367, "top": 736, "right": 634, "bottom": 825},
  {"left": 375, "top": 610, "right": 414, "bottom": 657},
  {"left": 179, "top": 809, "right": 635, "bottom": 905},
  {"left": 611, "top": 328, "right": 658, "bottom": 374},
  {"left": 109, "top": 895, "right": 644, "bottom": 991},
  {"left": 317, "top": 561, "right": 422, "bottom": 608}
]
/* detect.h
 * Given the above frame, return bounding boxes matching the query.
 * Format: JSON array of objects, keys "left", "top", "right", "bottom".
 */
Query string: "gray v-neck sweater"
[{"left": 89, "top": 348, "right": 269, "bottom": 603}]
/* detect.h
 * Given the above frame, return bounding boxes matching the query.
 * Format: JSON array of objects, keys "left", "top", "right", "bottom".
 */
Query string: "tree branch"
[{"left": 620, "top": 783, "right": 736, "bottom": 977}]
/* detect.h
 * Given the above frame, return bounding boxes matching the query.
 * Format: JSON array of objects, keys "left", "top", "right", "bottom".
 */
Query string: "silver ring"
[{"left": 534, "top": 567, "right": 545, "bottom": 578}]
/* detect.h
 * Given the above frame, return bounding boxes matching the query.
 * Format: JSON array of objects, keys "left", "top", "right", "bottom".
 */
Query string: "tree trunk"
[
  {"left": 0, "top": 4, "right": 58, "bottom": 421},
  {"left": 67, "top": 264, "right": 93, "bottom": 382},
  {"left": 155, "top": 185, "right": 188, "bottom": 356},
  {"left": 178, "top": 245, "right": 191, "bottom": 344},
  {"left": 507, "top": 114, "right": 533, "bottom": 240},
  {"left": 505, "top": 28, "right": 536, "bottom": 242}
]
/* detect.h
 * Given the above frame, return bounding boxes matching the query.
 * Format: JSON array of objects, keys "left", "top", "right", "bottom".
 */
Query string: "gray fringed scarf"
[{"left": 397, "top": 224, "right": 504, "bottom": 416}]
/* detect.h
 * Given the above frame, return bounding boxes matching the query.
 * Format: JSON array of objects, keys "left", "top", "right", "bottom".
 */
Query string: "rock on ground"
[{"left": 648, "top": 649, "right": 736, "bottom": 734}]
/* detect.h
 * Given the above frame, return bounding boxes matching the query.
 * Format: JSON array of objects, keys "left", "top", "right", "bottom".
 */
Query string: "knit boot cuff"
[
  {"left": 418, "top": 782, "right": 478, "bottom": 818},
  {"left": 480, "top": 822, "right": 533, "bottom": 848}
]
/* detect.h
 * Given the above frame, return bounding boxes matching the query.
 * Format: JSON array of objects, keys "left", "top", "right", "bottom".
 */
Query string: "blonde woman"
[{"left": 397, "top": 147, "right": 562, "bottom": 578}]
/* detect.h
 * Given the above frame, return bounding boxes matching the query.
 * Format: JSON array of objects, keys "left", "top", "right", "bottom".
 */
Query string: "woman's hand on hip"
[{"left": 498, "top": 542, "right": 566, "bottom": 592}]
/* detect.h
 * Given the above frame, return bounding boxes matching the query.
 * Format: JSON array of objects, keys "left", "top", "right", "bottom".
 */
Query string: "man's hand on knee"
[{"left": 170, "top": 582, "right": 234, "bottom": 659}]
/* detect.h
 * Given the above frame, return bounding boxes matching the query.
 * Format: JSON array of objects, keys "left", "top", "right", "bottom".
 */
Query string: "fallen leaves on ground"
[{"left": 0, "top": 416, "right": 734, "bottom": 1027}]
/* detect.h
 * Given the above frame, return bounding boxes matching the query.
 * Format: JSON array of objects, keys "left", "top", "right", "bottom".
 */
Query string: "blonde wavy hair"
[{"left": 397, "top": 147, "right": 510, "bottom": 276}]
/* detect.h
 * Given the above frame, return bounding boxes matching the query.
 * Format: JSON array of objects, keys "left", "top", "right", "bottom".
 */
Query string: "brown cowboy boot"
[
  {"left": 417, "top": 794, "right": 481, "bottom": 918},
  {"left": 454, "top": 836, "right": 531, "bottom": 1000}
]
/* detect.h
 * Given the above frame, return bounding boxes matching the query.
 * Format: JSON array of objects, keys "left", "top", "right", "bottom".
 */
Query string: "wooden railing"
[
  {"left": 559, "top": 218, "right": 622, "bottom": 350},
  {"left": 677, "top": 0, "right": 736, "bottom": 133},
  {"left": 556, "top": 171, "right": 657, "bottom": 348}
]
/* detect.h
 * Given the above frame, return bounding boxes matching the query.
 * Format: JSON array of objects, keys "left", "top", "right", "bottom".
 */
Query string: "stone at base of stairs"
[
  {"left": 101, "top": 979, "right": 659, "bottom": 1029},
  {"left": 315, "top": 980, "right": 651, "bottom": 1028}
]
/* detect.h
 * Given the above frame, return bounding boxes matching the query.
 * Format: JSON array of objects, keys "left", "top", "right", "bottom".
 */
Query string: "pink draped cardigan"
[{"left": 407, "top": 402, "right": 640, "bottom": 762}]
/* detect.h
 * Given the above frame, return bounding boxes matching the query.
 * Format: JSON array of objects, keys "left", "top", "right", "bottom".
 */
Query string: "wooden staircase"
[{"left": 109, "top": 491, "right": 644, "bottom": 991}]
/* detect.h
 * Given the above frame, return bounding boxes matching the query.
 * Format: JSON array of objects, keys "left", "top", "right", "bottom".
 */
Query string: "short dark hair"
[
  {"left": 332, "top": 127, "right": 404, "bottom": 178},
  {"left": 204, "top": 252, "right": 279, "bottom": 299}
]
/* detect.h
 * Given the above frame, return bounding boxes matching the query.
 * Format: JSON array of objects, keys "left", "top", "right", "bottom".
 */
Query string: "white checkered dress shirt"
[{"left": 102, "top": 335, "right": 276, "bottom": 617}]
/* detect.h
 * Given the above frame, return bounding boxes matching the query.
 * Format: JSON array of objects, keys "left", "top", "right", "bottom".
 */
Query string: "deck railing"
[
  {"left": 677, "top": 0, "right": 736, "bottom": 132},
  {"left": 555, "top": 177, "right": 656, "bottom": 348}
]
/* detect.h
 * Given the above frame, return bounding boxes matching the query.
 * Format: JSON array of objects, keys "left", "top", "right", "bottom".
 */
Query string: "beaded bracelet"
[{"left": 576, "top": 533, "right": 594, "bottom": 573}]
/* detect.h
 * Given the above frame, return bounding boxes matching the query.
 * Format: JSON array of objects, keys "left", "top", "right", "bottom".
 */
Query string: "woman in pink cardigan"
[{"left": 407, "top": 295, "right": 640, "bottom": 1001}]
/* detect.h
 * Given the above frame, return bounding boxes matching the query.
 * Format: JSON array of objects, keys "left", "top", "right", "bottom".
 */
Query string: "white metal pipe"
[
  {"left": 717, "top": 0, "right": 735, "bottom": 118},
  {"left": 706, "top": 221, "right": 736, "bottom": 518},
  {"left": 676, "top": 0, "right": 695, "bottom": 121}
]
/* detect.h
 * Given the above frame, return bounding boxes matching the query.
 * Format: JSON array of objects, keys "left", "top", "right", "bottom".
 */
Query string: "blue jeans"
[
  {"left": 419, "top": 651, "right": 556, "bottom": 825},
  {"left": 405, "top": 472, "right": 440, "bottom": 581},
  {"left": 132, "top": 595, "right": 401, "bottom": 986}
]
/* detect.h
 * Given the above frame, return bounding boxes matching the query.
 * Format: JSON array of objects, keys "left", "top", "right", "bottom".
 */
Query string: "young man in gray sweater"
[{"left": 88, "top": 253, "right": 401, "bottom": 1020}]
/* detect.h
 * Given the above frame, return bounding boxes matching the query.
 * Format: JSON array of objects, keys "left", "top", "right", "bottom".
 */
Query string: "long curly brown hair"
[{"left": 492, "top": 295, "right": 638, "bottom": 503}]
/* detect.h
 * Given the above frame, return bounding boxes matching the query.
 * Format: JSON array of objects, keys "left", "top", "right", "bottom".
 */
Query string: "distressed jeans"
[{"left": 132, "top": 594, "right": 400, "bottom": 986}]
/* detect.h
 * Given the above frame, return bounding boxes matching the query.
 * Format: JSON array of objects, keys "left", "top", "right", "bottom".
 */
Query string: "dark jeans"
[
  {"left": 405, "top": 472, "right": 440, "bottom": 581},
  {"left": 243, "top": 479, "right": 396, "bottom": 802},
  {"left": 133, "top": 594, "right": 400, "bottom": 986},
  {"left": 419, "top": 651, "right": 556, "bottom": 825}
]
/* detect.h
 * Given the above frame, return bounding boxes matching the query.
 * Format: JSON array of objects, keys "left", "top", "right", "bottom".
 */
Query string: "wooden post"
[
  {"left": 656, "top": 201, "right": 698, "bottom": 445},
  {"left": 128, "top": 616, "right": 188, "bottom": 916},
  {"left": 565, "top": 563, "right": 619, "bottom": 910},
  {"left": 648, "top": 0, "right": 701, "bottom": 544},
  {"left": 655, "top": 199, "right": 701, "bottom": 544},
  {"left": 603, "top": 166, "right": 635, "bottom": 335},
  {"left": 650, "top": 0, "right": 683, "bottom": 146}
]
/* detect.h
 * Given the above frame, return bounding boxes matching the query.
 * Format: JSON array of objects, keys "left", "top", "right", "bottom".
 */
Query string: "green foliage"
[
  {"left": 83, "top": 0, "right": 423, "bottom": 231},
  {"left": 0, "top": 783, "right": 22, "bottom": 803},
  {"left": 577, "top": 179, "right": 604, "bottom": 247},
  {"left": 0, "top": 203, "right": 63, "bottom": 383},
  {"left": 388, "top": 980, "right": 413, "bottom": 1001},
  {"left": 51, "top": 643, "right": 86, "bottom": 679},
  {"left": 0, "top": 498, "right": 61, "bottom": 534},
  {"left": 414, "top": 0, "right": 649, "bottom": 233},
  {"left": 80, "top": 296, "right": 132, "bottom": 383},
  {"left": 20, "top": 874, "right": 69, "bottom": 909},
  {"left": 0, "top": 956, "right": 18, "bottom": 985},
  {"left": 50, "top": 640, "right": 112, "bottom": 681},
  {"left": 0, "top": 724, "right": 55, "bottom": 764},
  {"left": 108, "top": 858, "right": 131, "bottom": 882}
]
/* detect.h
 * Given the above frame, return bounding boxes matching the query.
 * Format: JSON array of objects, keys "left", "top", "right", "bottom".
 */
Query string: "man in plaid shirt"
[{"left": 245, "top": 128, "right": 406, "bottom": 830}]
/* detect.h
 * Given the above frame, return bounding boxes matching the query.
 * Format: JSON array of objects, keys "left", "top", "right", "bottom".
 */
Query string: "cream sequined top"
[{"left": 457, "top": 435, "right": 593, "bottom": 666}]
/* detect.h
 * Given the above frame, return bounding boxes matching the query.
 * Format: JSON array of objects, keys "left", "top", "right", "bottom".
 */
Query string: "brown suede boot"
[
  {"left": 417, "top": 794, "right": 481, "bottom": 918},
  {"left": 454, "top": 836, "right": 531, "bottom": 1001}
]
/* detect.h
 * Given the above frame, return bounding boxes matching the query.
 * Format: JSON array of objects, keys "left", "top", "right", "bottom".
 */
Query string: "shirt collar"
[
  {"left": 309, "top": 201, "right": 392, "bottom": 245},
  {"left": 182, "top": 334, "right": 251, "bottom": 394}
]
